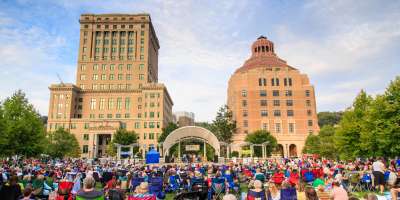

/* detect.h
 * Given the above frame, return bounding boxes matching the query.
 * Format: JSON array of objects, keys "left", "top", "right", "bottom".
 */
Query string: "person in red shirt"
[
  {"left": 272, "top": 169, "right": 285, "bottom": 185},
  {"left": 288, "top": 168, "right": 299, "bottom": 187}
]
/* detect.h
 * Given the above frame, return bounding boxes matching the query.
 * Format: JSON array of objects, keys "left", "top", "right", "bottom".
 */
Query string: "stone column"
[
  {"left": 203, "top": 140, "right": 206, "bottom": 161},
  {"left": 178, "top": 140, "right": 181, "bottom": 161}
]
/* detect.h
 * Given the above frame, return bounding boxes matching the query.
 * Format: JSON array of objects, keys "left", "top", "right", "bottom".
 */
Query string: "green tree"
[
  {"left": 317, "top": 112, "right": 343, "bottom": 127},
  {"left": 1, "top": 90, "right": 46, "bottom": 157},
  {"left": 46, "top": 128, "right": 80, "bottom": 158},
  {"left": 335, "top": 90, "right": 372, "bottom": 159},
  {"left": 107, "top": 128, "right": 138, "bottom": 156},
  {"left": 302, "top": 134, "right": 321, "bottom": 154},
  {"left": 158, "top": 122, "right": 179, "bottom": 142},
  {"left": 318, "top": 125, "right": 337, "bottom": 159},
  {"left": 212, "top": 105, "right": 236, "bottom": 143},
  {"left": 245, "top": 130, "right": 277, "bottom": 157}
]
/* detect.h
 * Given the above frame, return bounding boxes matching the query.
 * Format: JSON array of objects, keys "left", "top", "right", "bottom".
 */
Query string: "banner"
[{"left": 185, "top": 145, "right": 200, "bottom": 151}]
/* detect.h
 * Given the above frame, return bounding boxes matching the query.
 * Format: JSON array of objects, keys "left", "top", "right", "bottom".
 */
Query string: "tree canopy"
[
  {"left": 46, "top": 128, "right": 80, "bottom": 158},
  {"left": 245, "top": 130, "right": 277, "bottom": 157},
  {"left": 317, "top": 111, "right": 343, "bottom": 127},
  {"left": 212, "top": 105, "right": 236, "bottom": 143},
  {"left": 158, "top": 122, "right": 179, "bottom": 142},
  {"left": 0, "top": 90, "right": 46, "bottom": 157}
]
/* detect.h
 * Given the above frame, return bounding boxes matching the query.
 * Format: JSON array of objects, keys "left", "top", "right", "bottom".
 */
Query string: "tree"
[
  {"left": 334, "top": 90, "right": 372, "bottom": 159},
  {"left": 245, "top": 130, "right": 277, "bottom": 157},
  {"left": 46, "top": 128, "right": 80, "bottom": 158},
  {"left": 318, "top": 125, "right": 337, "bottom": 159},
  {"left": 107, "top": 128, "right": 138, "bottom": 156},
  {"left": 158, "top": 122, "right": 179, "bottom": 142},
  {"left": 317, "top": 112, "right": 343, "bottom": 127},
  {"left": 302, "top": 134, "right": 320, "bottom": 154},
  {"left": 212, "top": 105, "right": 236, "bottom": 143},
  {"left": 1, "top": 90, "right": 46, "bottom": 157}
]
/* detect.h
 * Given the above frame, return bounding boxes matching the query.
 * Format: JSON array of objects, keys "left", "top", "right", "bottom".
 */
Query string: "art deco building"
[
  {"left": 227, "top": 36, "right": 319, "bottom": 157},
  {"left": 47, "top": 14, "right": 173, "bottom": 158}
]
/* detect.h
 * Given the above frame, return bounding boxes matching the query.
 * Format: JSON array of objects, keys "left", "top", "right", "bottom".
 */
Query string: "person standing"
[
  {"left": 372, "top": 158, "right": 386, "bottom": 194},
  {"left": 330, "top": 181, "right": 348, "bottom": 200}
]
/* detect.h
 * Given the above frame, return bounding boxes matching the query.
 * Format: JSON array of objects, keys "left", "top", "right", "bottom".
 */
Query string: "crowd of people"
[{"left": 0, "top": 156, "right": 399, "bottom": 200}]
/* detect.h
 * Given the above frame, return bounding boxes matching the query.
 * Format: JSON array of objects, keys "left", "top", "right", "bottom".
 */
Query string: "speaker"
[
  {"left": 214, "top": 155, "right": 218, "bottom": 162},
  {"left": 165, "top": 156, "right": 170, "bottom": 163}
]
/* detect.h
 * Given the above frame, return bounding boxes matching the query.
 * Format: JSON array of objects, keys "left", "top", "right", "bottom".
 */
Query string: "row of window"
[
  {"left": 81, "top": 55, "right": 143, "bottom": 61},
  {"left": 80, "top": 73, "right": 144, "bottom": 81},
  {"left": 93, "top": 30, "right": 144, "bottom": 37},
  {"left": 258, "top": 78, "right": 293, "bottom": 87},
  {"left": 82, "top": 22, "right": 146, "bottom": 29},
  {"left": 84, "top": 111, "right": 161, "bottom": 119},
  {"left": 242, "top": 109, "right": 313, "bottom": 117},
  {"left": 242, "top": 90, "right": 310, "bottom": 97},
  {"left": 243, "top": 120, "right": 314, "bottom": 131},
  {"left": 48, "top": 120, "right": 162, "bottom": 131},
  {"left": 242, "top": 99, "right": 312, "bottom": 107}
]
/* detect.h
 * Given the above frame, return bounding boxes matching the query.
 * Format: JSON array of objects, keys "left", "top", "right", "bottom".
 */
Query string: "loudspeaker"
[{"left": 214, "top": 155, "right": 218, "bottom": 162}]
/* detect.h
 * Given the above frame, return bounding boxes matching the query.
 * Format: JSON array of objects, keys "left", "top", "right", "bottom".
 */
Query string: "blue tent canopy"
[{"left": 146, "top": 149, "right": 160, "bottom": 164}]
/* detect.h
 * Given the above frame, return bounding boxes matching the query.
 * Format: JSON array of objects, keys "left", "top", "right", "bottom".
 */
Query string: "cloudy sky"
[{"left": 0, "top": 0, "right": 399, "bottom": 122}]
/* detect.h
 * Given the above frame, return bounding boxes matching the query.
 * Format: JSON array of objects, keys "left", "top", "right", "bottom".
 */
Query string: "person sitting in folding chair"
[
  {"left": 247, "top": 180, "right": 266, "bottom": 200},
  {"left": 148, "top": 175, "right": 165, "bottom": 199},
  {"left": 208, "top": 172, "right": 226, "bottom": 200},
  {"left": 165, "top": 170, "right": 181, "bottom": 193}
]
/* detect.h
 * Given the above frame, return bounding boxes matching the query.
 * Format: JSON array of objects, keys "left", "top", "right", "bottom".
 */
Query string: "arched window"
[
  {"left": 276, "top": 78, "right": 280, "bottom": 86},
  {"left": 266, "top": 46, "right": 269, "bottom": 52},
  {"left": 254, "top": 48, "right": 257, "bottom": 52},
  {"left": 262, "top": 46, "right": 265, "bottom": 52},
  {"left": 263, "top": 78, "right": 267, "bottom": 86}
]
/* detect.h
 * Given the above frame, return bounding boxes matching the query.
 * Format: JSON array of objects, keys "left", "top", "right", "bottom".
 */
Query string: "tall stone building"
[
  {"left": 173, "top": 111, "right": 195, "bottom": 127},
  {"left": 47, "top": 14, "right": 173, "bottom": 158},
  {"left": 227, "top": 36, "right": 319, "bottom": 157}
]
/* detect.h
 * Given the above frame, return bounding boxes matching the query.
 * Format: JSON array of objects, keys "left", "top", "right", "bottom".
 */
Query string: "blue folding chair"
[
  {"left": 166, "top": 175, "right": 181, "bottom": 192},
  {"left": 131, "top": 177, "right": 145, "bottom": 192},
  {"left": 148, "top": 176, "right": 165, "bottom": 199},
  {"left": 208, "top": 177, "right": 226, "bottom": 200}
]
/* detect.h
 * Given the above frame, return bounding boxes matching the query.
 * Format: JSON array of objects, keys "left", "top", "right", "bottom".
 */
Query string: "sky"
[{"left": 0, "top": 0, "right": 399, "bottom": 122}]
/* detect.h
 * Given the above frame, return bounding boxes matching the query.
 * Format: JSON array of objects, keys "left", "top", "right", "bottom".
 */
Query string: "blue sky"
[{"left": 0, "top": 0, "right": 399, "bottom": 122}]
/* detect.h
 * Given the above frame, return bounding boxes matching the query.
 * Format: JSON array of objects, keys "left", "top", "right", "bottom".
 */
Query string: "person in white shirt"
[{"left": 372, "top": 158, "right": 386, "bottom": 194}]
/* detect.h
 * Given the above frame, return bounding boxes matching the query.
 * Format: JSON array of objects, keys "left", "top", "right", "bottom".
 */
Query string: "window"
[
  {"left": 262, "top": 123, "right": 268, "bottom": 130},
  {"left": 273, "top": 90, "right": 279, "bottom": 96},
  {"left": 99, "top": 114, "right": 104, "bottom": 119},
  {"left": 125, "top": 113, "right": 130, "bottom": 118},
  {"left": 260, "top": 90, "right": 267, "bottom": 97},
  {"left": 287, "top": 110, "right": 294, "bottom": 117},
  {"left": 89, "top": 114, "right": 95, "bottom": 118},
  {"left": 241, "top": 90, "right": 247, "bottom": 97},
  {"left": 307, "top": 110, "right": 312, "bottom": 116},
  {"left": 242, "top": 100, "right": 247, "bottom": 107},
  {"left": 90, "top": 98, "right": 96, "bottom": 110},
  {"left": 127, "top": 64, "right": 132, "bottom": 70},
  {"left": 126, "top": 74, "right": 132, "bottom": 80},
  {"left": 306, "top": 100, "right": 311, "bottom": 106},
  {"left": 116, "top": 97, "right": 122, "bottom": 110},
  {"left": 80, "top": 74, "right": 86, "bottom": 80},
  {"left": 149, "top": 122, "right": 155, "bottom": 128},
  {"left": 139, "top": 74, "right": 144, "bottom": 80},
  {"left": 149, "top": 112, "right": 155, "bottom": 118},
  {"left": 99, "top": 98, "right": 105, "bottom": 110},
  {"left": 83, "top": 145, "right": 88, "bottom": 153},
  {"left": 101, "top": 74, "right": 106, "bottom": 80},
  {"left": 259, "top": 78, "right": 262, "bottom": 86},
  {"left": 260, "top": 100, "right": 267, "bottom": 106},
  {"left": 243, "top": 110, "right": 248, "bottom": 117},
  {"left": 289, "top": 123, "right": 295, "bottom": 133},
  {"left": 125, "top": 97, "right": 131, "bottom": 109},
  {"left": 134, "top": 122, "right": 140, "bottom": 129},
  {"left": 81, "top": 64, "right": 86, "bottom": 71},
  {"left": 271, "top": 78, "right": 275, "bottom": 86},
  {"left": 144, "top": 122, "right": 147, "bottom": 128},
  {"left": 289, "top": 78, "right": 293, "bottom": 86},
  {"left": 92, "top": 84, "right": 98, "bottom": 90},
  {"left": 275, "top": 123, "right": 281, "bottom": 133},
  {"left": 118, "top": 74, "right": 123, "bottom": 80},
  {"left": 84, "top": 123, "right": 89, "bottom": 129},
  {"left": 83, "top": 134, "right": 89, "bottom": 140},
  {"left": 149, "top": 133, "right": 155, "bottom": 140},
  {"left": 92, "top": 74, "right": 98, "bottom": 80},
  {"left": 276, "top": 78, "right": 280, "bottom": 86},
  {"left": 308, "top": 120, "right": 313, "bottom": 126},
  {"left": 93, "top": 64, "right": 99, "bottom": 71},
  {"left": 305, "top": 90, "right": 310, "bottom": 97},
  {"left": 139, "top": 64, "right": 144, "bottom": 70},
  {"left": 261, "top": 110, "right": 268, "bottom": 117},
  {"left": 109, "top": 74, "right": 114, "bottom": 80},
  {"left": 286, "top": 100, "right": 293, "bottom": 106},
  {"left": 273, "top": 110, "right": 281, "bottom": 117},
  {"left": 273, "top": 100, "right": 280, "bottom": 106},
  {"left": 108, "top": 98, "right": 114, "bottom": 109},
  {"left": 243, "top": 120, "right": 248, "bottom": 127},
  {"left": 116, "top": 113, "right": 121, "bottom": 118},
  {"left": 107, "top": 114, "right": 112, "bottom": 118},
  {"left": 118, "top": 64, "right": 123, "bottom": 70},
  {"left": 140, "top": 55, "right": 144, "bottom": 60},
  {"left": 143, "top": 133, "right": 147, "bottom": 139},
  {"left": 285, "top": 90, "right": 292, "bottom": 96}
]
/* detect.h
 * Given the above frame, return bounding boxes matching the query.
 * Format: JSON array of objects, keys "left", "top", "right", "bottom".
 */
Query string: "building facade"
[
  {"left": 47, "top": 14, "right": 173, "bottom": 158},
  {"left": 227, "top": 36, "right": 319, "bottom": 157},
  {"left": 173, "top": 111, "right": 195, "bottom": 127}
]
